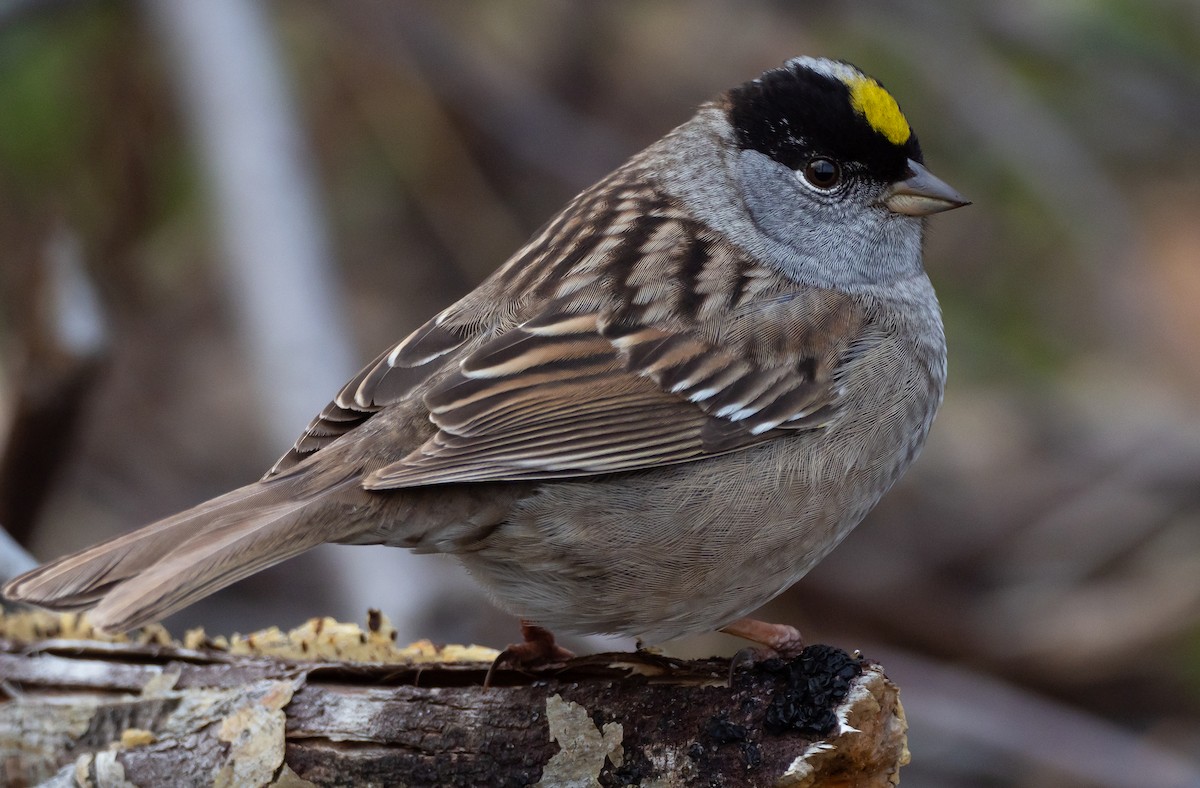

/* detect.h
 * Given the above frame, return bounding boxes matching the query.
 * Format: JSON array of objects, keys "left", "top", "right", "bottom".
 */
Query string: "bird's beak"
[{"left": 881, "top": 160, "right": 970, "bottom": 216}]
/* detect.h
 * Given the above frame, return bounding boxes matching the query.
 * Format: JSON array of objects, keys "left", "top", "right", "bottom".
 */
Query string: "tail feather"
[
  {"left": 3, "top": 485, "right": 278, "bottom": 610},
  {"left": 91, "top": 496, "right": 334, "bottom": 631},
  {"left": 2, "top": 472, "right": 362, "bottom": 632}
]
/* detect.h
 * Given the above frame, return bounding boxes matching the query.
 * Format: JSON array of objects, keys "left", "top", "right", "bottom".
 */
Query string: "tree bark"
[{"left": 0, "top": 612, "right": 908, "bottom": 786}]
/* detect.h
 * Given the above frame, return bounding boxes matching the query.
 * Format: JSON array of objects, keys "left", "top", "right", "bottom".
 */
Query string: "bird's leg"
[{"left": 485, "top": 619, "right": 574, "bottom": 687}]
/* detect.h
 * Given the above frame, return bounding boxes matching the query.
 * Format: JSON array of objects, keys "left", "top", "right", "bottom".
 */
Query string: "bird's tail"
[{"left": 2, "top": 470, "right": 361, "bottom": 632}]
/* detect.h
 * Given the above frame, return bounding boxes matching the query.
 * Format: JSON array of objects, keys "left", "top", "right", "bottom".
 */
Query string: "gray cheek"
[
  {"left": 734, "top": 150, "right": 822, "bottom": 247},
  {"left": 734, "top": 151, "right": 868, "bottom": 285},
  {"left": 734, "top": 150, "right": 926, "bottom": 287}
]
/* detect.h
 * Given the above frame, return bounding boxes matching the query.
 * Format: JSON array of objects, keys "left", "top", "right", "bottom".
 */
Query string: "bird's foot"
[
  {"left": 485, "top": 620, "right": 574, "bottom": 687},
  {"left": 721, "top": 617, "right": 805, "bottom": 683},
  {"left": 721, "top": 617, "right": 804, "bottom": 655}
]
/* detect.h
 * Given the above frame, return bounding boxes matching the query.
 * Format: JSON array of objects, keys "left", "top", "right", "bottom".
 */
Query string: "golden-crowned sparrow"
[{"left": 5, "top": 57, "right": 968, "bottom": 651}]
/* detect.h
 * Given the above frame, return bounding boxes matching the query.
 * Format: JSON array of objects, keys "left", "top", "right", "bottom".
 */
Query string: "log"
[{"left": 0, "top": 611, "right": 908, "bottom": 786}]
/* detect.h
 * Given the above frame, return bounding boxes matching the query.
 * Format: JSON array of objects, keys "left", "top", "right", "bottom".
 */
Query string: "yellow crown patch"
[{"left": 845, "top": 76, "right": 911, "bottom": 146}]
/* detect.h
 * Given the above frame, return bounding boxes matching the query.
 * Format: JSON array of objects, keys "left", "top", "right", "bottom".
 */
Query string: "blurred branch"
[
  {"left": 138, "top": 0, "right": 501, "bottom": 643},
  {"left": 0, "top": 223, "right": 107, "bottom": 550},
  {"left": 339, "top": 0, "right": 635, "bottom": 188},
  {"left": 977, "top": 418, "right": 1200, "bottom": 673},
  {"left": 0, "top": 0, "right": 79, "bottom": 30},
  {"left": 0, "top": 528, "right": 35, "bottom": 584},
  {"left": 851, "top": 1, "right": 1144, "bottom": 345},
  {"left": 140, "top": 0, "right": 355, "bottom": 449},
  {"left": 326, "top": 21, "right": 528, "bottom": 282},
  {"left": 874, "top": 645, "right": 1200, "bottom": 788},
  {"left": 856, "top": 1, "right": 1138, "bottom": 262}
]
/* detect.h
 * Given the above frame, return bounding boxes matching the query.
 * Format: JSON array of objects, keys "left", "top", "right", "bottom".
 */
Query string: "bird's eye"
[{"left": 801, "top": 157, "right": 841, "bottom": 190}]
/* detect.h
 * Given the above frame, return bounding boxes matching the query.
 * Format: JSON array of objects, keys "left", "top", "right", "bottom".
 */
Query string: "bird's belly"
[{"left": 457, "top": 419, "right": 920, "bottom": 642}]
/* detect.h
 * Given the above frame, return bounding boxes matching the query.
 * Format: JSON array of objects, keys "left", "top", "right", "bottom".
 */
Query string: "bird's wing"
[
  {"left": 267, "top": 167, "right": 875, "bottom": 485},
  {"left": 364, "top": 282, "right": 868, "bottom": 487},
  {"left": 265, "top": 316, "right": 477, "bottom": 477}
]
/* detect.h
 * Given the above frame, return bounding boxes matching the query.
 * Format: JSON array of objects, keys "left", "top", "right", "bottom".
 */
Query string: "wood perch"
[{"left": 0, "top": 611, "right": 908, "bottom": 786}]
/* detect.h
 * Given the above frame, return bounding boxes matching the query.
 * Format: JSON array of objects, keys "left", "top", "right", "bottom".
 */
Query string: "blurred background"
[{"left": 1, "top": 0, "right": 1199, "bottom": 785}]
